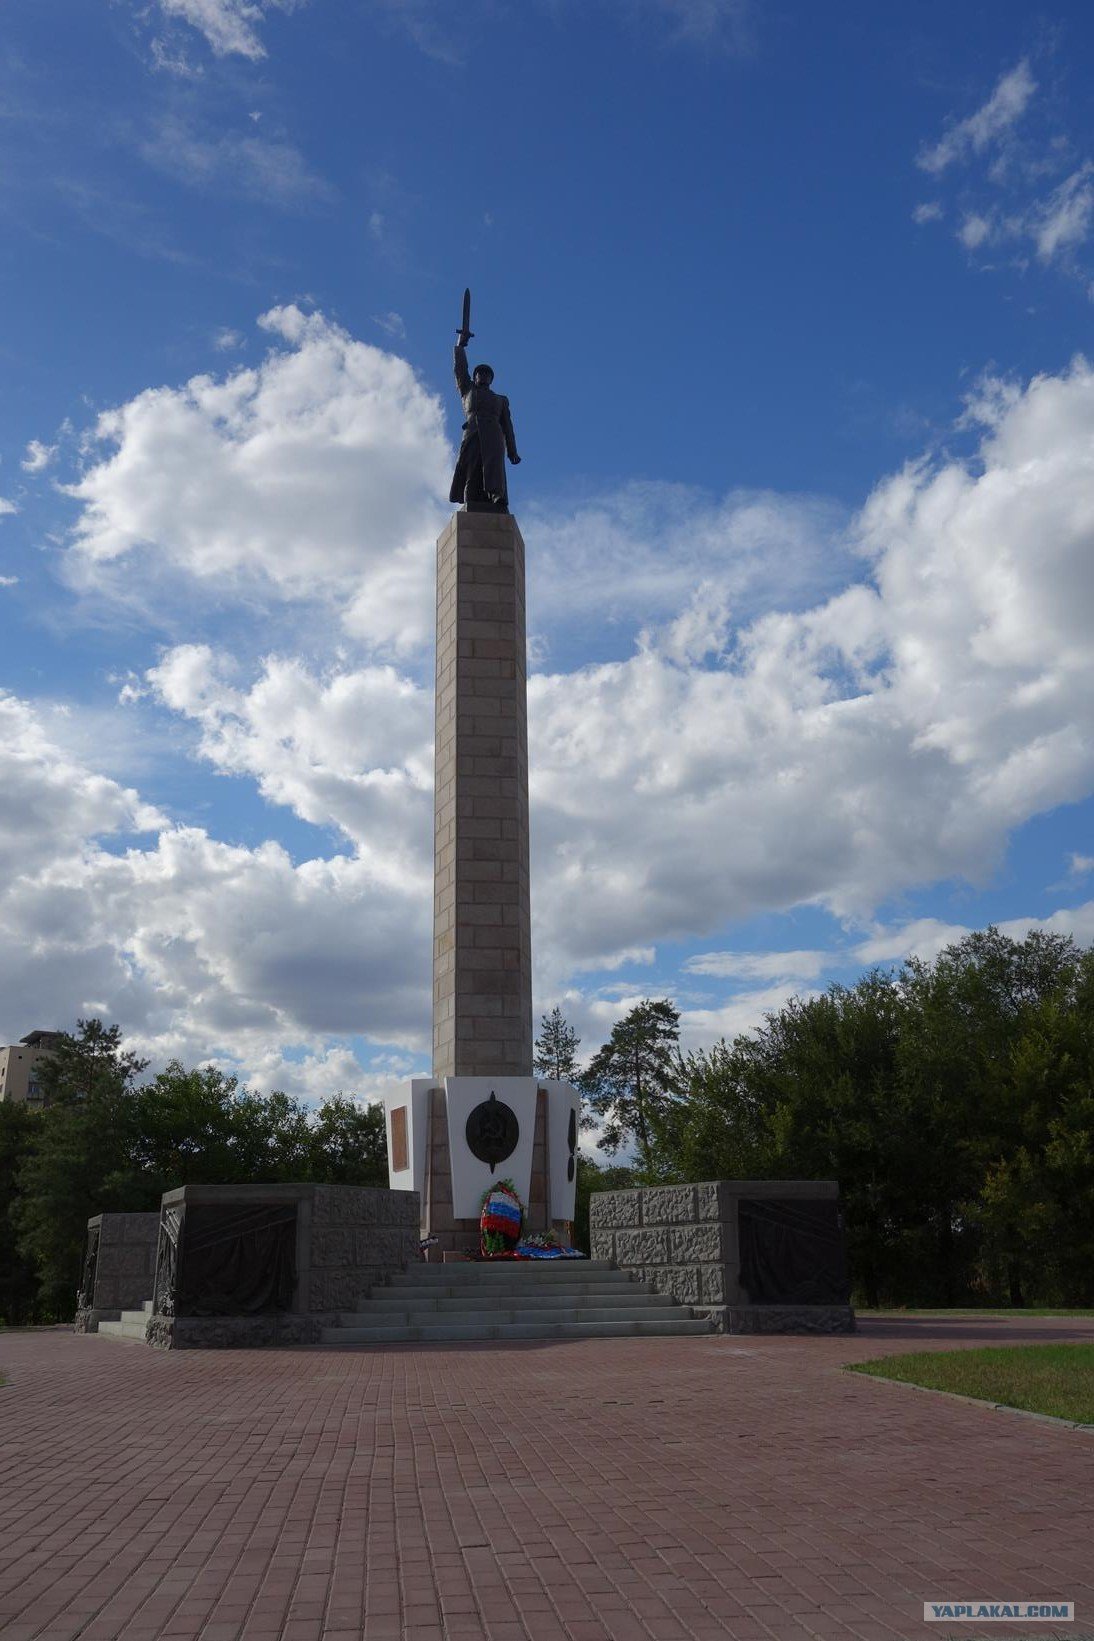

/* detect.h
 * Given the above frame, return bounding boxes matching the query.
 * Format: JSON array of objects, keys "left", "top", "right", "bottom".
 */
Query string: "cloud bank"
[{"left": 8, "top": 318, "right": 1093, "bottom": 1090}]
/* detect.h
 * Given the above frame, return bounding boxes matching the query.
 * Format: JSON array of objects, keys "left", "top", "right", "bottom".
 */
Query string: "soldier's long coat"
[{"left": 449, "top": 345, "right": 519, "bottom": 506}]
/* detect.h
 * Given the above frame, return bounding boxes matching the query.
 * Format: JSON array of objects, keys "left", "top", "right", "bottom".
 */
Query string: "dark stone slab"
[
  {"left": 74, "top": 1212, "right": 159, "bottom": 1331},
  {"left": 700, "top": 1305, "right": 857, "bottom": 1336},
  {"left": 738, "top": 1197, "right": 850, "bottom": 1307},
  {"left": 142, "top": 1182, "right": 420, "bottom": 1348}
]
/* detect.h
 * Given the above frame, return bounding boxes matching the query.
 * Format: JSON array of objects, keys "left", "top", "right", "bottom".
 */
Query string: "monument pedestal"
[{"left": 384, "top": 1076, "right": 580, "bottom": 1253}]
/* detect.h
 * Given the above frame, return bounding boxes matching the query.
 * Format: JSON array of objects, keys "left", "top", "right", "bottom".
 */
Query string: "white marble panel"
[
  {"left": 444, "top": 1076, "right": 541, "bottom": 1219},
  {"left": 383, "top": 1079, "right": 433, "bottom": 1211},
  {"left": 538, "top": 1079, "right": 581, "bottom": 1223}
]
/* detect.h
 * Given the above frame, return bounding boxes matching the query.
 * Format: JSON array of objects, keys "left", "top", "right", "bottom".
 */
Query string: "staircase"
[
  {"left": 321, "top": 1259, "right": 711, "bottom": 1345},
  {"left": 96, "top": 1300, "right": 152, "bottom": 1342}
]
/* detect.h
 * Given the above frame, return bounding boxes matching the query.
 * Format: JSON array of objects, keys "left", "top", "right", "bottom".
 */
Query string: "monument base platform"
[
  {"left": 699, "top": 1304, "right": 856, "bottom": 1335},
  {"left": 93, "top": 1184, "right": 420, "bottom": 1351},
  {"left": 148, "top": 1313, "right": 323, "bottom": 1350}
]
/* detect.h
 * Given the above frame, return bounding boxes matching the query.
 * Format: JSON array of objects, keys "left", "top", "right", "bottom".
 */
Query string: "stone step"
[
  {"left": 356, "top": 1290, "right": 676, "bottom": 1314},
  {"left": 337, "top": 1303, "right": 690, "bottom": 1328},
  {"left": 401, "top": 1259, "right": 613, "bottom": 1280},
  {"left": 385, "top": 1273, "right": 641, "bottom": 1294},
  {"left": 96, "top": 1319, "right": 149, "bottom": 1342},
  {"left": 321, "top": 1316, "right": 712, "bottom": 1345},
  {"left": 371, "top": 1284, "right": 649, "bottom": 1307},
  {"left": 118, "top": 1304, "right": 154, "bottom": 1324}
]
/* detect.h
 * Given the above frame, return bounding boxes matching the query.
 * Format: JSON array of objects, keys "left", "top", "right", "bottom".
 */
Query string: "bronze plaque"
[
  {"left": 465, "top": 1091, "right": 519, "bottom": 1172},
  {"left": 390, "top": 1105, "right": 409, "bottom": 1173}
]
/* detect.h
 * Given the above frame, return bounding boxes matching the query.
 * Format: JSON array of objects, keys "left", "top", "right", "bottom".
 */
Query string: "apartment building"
[{"left": 0, "top": 1030, "right": 63, "bottom": 1105}]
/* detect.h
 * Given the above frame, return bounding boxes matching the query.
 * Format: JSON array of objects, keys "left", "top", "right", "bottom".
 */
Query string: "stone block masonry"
[
  {"left": 145, "top": 1183, "right": 419, "bottom": 1349},
  {"left": 384, "top": 511, "right": 580, "bottom": 1239},
  {"left": 590, "top": 1180, "right": 856, "bottom": 1335},
  {"left": 73, "top": 1211, "right": 159, "bottom": 1332},
  {"left": 433, "top": 511, "right": 532, "bottom": 1079}
]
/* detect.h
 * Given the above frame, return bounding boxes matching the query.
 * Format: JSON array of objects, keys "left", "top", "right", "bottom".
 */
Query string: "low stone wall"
[
  {"left": 73, "top": 1212, "right": 160, "bottom": 1332},
  {"left": 146, "top": 1182, "right": 419, "bottom": 1350},
  {"left": 307, "top": 1184, "right": 422, "bottom": 1311},
  {"left": 590, "top": 1181, "right": 855, "bottom": 1335}
]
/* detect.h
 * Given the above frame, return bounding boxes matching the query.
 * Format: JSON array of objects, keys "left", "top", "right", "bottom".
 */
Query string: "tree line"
[
  {"left": 3, "top": 925, "right": 1091, "bottom": 1322},
  {"left": 0, "top": 1022, "right": 387, "bottom": 1323},
  {"left": 551, "top": 927, "right": 1094, "bottom": 1308}
]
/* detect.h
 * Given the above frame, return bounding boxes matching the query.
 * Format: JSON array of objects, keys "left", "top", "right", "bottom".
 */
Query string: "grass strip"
[
  {"left": 858, "top": 1307, "right": 1094, "bottom": 1317},
  {"left": 848, "top": 1342, "right": 1094, "bottom": 1424}
]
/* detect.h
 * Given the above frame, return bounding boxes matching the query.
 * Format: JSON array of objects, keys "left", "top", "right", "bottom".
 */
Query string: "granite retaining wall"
[
  {"left": 590, "top": 1181, "right": 855, "bottom": 1335},
  {"left": 145, "top": 1182, "right": 419, "bottom": 1349}
]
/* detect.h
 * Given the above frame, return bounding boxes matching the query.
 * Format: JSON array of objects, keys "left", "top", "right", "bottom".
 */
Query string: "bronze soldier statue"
[{"left": 449, "top": 289, "right": 520, "bottom": 512}]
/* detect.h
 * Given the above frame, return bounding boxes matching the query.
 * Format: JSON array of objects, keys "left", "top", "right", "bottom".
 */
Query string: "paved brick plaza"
[{"left": 1, "top": 1318, "right": 1091, "bottom": 1641}]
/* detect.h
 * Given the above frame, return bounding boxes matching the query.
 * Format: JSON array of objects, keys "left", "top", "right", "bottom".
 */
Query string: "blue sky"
[{"left": 1, "top": 0, "right": 1093, "bottom": 1102}]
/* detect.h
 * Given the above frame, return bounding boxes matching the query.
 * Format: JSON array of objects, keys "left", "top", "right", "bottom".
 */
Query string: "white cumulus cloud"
[
  {"left": 526, "top": 359, "right": 1094, "bottom": 978},
  {"left": 0, "top": 690, "right": 430, "bottom": 1085},
  {"left": 919, "top": 60, "right": 1036, "bottom": 175},
  {"left": 525, "top": 482, "right": 850, "bottom": 642},
  {"left": 683, "top": 949, "right": 830, "bottom": 981},
  {"left": 140, "top": 115, "right": 335, "bottom": 208},
  {"left": 146, "top": 645, "right": 433, "bottom": 876},
  {"left": 855, "top": 903, "right": 1094, "bottom": 967},
  {"left": 1033, "top": 164, "right": 1094, "bottom": 263},
  {"left": 21, "top": 440, "right": 56, "bottom": 473},
  {"left": 64, "top": 306, "right": 450, "bottom": 652},
  {"left": 155, "top": 0, "right": 306, "bottom": 61}
]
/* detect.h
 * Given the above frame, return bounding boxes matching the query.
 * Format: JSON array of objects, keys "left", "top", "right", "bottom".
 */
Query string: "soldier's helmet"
[{"left": 472, "top": 363, "right": 495, "bottom": 384}]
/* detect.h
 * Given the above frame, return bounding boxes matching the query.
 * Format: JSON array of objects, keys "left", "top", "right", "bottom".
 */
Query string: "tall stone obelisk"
[
  {"left": 432, "top": 510, "right": 532, "bottom": 1079},
  {"left": 382, "top": 294, "right": 579, "bottom": 1250}
]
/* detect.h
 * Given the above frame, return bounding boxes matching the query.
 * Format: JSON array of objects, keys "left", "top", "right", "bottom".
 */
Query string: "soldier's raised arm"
[{"left": 453, "top": 337, "right": 472, "bottom": 397}]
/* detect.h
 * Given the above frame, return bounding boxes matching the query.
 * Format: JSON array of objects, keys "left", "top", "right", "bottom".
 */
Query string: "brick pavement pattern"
[{"left": 1, "top": 1318, "right": 1092, "bottom": 1641}]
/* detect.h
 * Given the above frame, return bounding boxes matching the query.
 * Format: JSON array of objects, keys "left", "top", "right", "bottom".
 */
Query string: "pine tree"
[
  {"left": 36, "top": 1018, "right": 147, "bottom": 1107},
  {"left": 533, "top": 1005, "right": 580, "bottom": 1082},
  {"left": 581, "top": 998, "right": 681, "bottom": 1175}
]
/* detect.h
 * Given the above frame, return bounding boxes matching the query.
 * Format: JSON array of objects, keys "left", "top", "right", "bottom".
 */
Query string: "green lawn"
[
  {"left": 859, "top": 1307, "right": 1094, "bottom": 1317},
  {"left": 849, "top": 1341, "right": 1094, "bottom": 1424}
]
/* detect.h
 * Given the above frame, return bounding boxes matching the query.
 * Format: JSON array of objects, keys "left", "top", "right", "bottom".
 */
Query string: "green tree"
[
  {"left": 122, "top": 1064, "right": 313, "bottom": 1199},
  {"left": 533, "top": 1006, "right": 580, "bottom": 1082},
  {"left": 661, "top": 928, "right": 1094, "bottom": 1308},
  {"left": 896, "top": 927, "right": 1085, "bottom": 1305},
  {"left": 665, "top": 974, "right": 914, "bottom": 1306},
  {"left": 573, "top": 1153, "right": 636, "bottom": 1255},
  {"left": 969, "top": 941, "right": 1094, "bottom": 1304},
  {"left": 663, "top": 1037, "right": 779, "bottom": 1184},
  {"left": 307, "top": 1096, "right": 388, "bottom": 1185},
  {"left": 36, "top": 1018, "right": 147, "bottom": 1108},
  {"left": 9, "top": 1020, "right": 408, "bottom": 1319},
  {"left": 581, "top": 998, "right": 681, "bottom": 1176},
  {"left": 14, "top": 1020, "right": 150, "bottom": 1315},
  {"left": 0, "top": 1101, "right": 42, "bottom": 1324},
  {"left": 758, "top": 975, "right": 918, "bottom": 1308}
]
